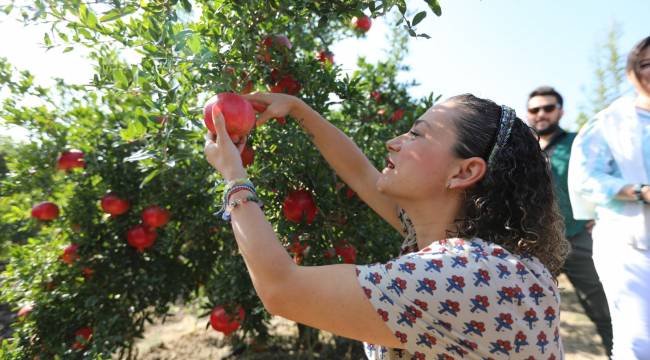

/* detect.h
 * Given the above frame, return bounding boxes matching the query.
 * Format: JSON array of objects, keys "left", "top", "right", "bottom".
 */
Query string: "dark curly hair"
[
  {"left": 447, "top": 94, "right": 569, "bottom": 276},
  {"left": 627, "top": 35, "right": 650, "bottom": 84}
]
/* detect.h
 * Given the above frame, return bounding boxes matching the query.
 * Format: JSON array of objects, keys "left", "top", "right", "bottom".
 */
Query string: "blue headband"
[{"left": 488, "top": 105, "right": 516, "bottom": 165}]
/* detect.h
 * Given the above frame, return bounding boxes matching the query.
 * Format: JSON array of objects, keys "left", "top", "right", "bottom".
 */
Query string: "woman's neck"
[{"left": 399, "top": 196, "right": 461, "bottom": 250}]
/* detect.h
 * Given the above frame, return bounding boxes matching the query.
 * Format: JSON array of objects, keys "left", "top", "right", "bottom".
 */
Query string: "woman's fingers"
[
  {"left": 250, "top": 101, "right": 268, "bottom": 113},
  {"left": 211, "top": 111, "right": 231, "bottom": 147},
  {"left": 242, "top": 92, "right": 270, "bottom": 104},
  {"left": 255, "top": 111, "right": 275, "bottom": 127}
]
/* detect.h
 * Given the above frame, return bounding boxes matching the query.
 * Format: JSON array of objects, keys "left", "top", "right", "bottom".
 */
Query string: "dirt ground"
[{"left": 134, "top": 274, "right": 608, "bottom": 360}]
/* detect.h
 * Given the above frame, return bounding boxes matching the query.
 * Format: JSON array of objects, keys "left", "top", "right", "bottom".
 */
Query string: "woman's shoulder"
[{"left": 400, "top": 237, "right": 554, "bottom": 281}]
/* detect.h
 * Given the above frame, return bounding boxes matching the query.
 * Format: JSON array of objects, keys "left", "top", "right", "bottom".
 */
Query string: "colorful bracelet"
[
  {"left": 225, "top": 178, "right": 253, "bottom": 189},
  {"left": 222, "top": 194, "right": 263, "bottom": 221},
  {"left": 223, "top": 184, "right": 256, "bottom": 207},
  {"left": 219, "top": 178, "right": 260, "bottom": 221}
]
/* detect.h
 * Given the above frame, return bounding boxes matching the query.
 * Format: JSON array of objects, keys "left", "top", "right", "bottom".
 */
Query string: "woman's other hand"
[
  {"left": 243, "top": 92, "right": 301, "bottom": 126},
  {"left": 204, "top": 110, "right": 247, "bottom": 180}
]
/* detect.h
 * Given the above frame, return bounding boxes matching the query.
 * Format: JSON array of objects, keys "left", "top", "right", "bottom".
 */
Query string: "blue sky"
[
  {"left": 1, "top": 0, "right": 649, "bottom": 139},
  {"left": 334, "top": 0, "right": 650, "bottom": 129}
]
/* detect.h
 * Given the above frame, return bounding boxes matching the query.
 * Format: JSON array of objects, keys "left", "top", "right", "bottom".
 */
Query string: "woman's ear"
[{"left": 448, "top": 157, "right": 487, "bottom": 190}]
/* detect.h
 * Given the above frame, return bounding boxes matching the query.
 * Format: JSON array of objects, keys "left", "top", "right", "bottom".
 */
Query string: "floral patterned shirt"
[{"left": 357, "top": 213, "right": 563, "bottom": 359}]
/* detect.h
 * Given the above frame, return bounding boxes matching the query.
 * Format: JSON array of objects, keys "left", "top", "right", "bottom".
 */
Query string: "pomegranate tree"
[{"left": 0, "top": 0, "right": 438, "bottom": 358}]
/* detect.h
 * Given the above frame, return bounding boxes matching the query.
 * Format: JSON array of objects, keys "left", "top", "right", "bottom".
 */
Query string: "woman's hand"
[
  {"left": 243, "top": 92, "right": 302, "bottom": 126},
  {"left": 204, "top": 110, "right": 247, "bottom": 181}
]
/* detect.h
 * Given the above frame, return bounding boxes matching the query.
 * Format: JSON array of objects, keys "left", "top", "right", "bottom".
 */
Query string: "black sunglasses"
[{"left": 528, "top": 104, "right": 560, "bottom": 114}]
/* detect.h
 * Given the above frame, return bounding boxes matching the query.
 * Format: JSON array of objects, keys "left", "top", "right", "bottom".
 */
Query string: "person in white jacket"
[{"left": 569, "top": 35, "right": 650, "bottom": 359}]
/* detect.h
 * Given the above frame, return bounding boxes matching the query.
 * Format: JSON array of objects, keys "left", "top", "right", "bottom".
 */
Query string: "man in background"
[{"left": 527, "top": 86, "right": 613, "bottom": 356}]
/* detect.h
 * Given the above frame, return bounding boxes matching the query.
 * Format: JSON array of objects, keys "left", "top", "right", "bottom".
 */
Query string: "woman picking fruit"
[{"left": 204, "top": 92, "right": 568, "bottom": 359}]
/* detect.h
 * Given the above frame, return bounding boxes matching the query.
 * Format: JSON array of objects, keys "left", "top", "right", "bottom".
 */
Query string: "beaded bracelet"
[
  {"left": 222, "top": 194, "right": 263, "bottom": 221},
  {"left": 225, "top": 178, "right": 253, "bottom": 189},
  {"left": 221, "top": 185, "right": 256, "bottom": 216}
]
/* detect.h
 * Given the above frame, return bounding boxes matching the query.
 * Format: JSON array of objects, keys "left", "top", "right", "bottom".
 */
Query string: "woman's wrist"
[
  {"left": 641, "top": 185, "right": 650, "bottom": 204},
  {"left": 223, "top": 169, "right": 248, "bottom": 182},
  {"left": 288, "top": 97, "right": 309, "bottom": 120}
]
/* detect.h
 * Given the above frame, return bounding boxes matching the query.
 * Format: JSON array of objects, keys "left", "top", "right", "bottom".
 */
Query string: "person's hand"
[
  {"left": 642, "top": 185, "right": 650, "bottom": 204},
  {"left": 242, "top": 92, "right": 301, "bottom": 126},
  {"left": 585, "top": 220, "right": 596, "bottom": 234},
  {"left": 204, "top": 110, "right": 247, "bottom": 180}
]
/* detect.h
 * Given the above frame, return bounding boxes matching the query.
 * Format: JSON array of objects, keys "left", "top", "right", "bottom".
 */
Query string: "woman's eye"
[{"left": 408, "top": 130, "right": 419, "bottom": 137}]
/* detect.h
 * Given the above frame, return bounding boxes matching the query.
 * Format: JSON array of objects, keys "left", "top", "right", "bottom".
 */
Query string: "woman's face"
[
  {"left": 630, "top": 45, "right": 650, "bottom": 97},
  {"left": 377, "top": 101, "right": 461, "bottom": 199}
]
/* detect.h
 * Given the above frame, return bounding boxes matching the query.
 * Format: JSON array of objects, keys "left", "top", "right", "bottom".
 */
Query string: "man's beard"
[{"left": 536, "top": 122, "right": 560, "bottom": 136}]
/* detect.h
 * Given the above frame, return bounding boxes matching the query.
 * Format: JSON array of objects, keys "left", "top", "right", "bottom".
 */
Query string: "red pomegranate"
[
  {"left": 141, "top": 205, "right": 170, "bottom": 228},
  {"left": 241, "top": 145, "right": 255, "bottom": 167},
  {"left": 126, "top": 225, "right": 157, "bottom": 252},
  {"left": 287, "top": 241, "right": 309, "bottom": 255},
  {"left": 56, "top": 150, "right": 85, "bottom": 171},
  {"left": 31, "top": 202, "right": 60, "bottom": 221},
  {"left": 270, "top": 75, "right": 301, "bottom": 95},
  {"left": 62, "top": 243, "right": 79, "bottom": 264},
  {"left": 72, "top": 327, "right": 92, "bottom": 350},
  {"left": 262, "top": 34, "right": 292, "bottom": 50},
  {"left": 352, "top": 15, "right": 372, "bottom": 32},
  {"left": 210, "top": 305, "right": 245, "bottom": 336},
  {"left": 240, "top": 79, "right": 255, "bottom": 94},
  {"left": 282, "top": 189, "right": 318, "bottom": 224},
  {"left": 370, "top": 90, "right": 382, "bottom": 103},
  {"left": 335, "top": 240, "right": 357, "bottom": 264},
  {"left": 317, "top": 50, "right": 334, "bottom": 65},
  {"left": 345, "top": 188, "right": 356, "bottom": 199},
  {"left": 260, "top": 34, "right": 292, "bottom": 63},
  {"left": 100, "top": 194, "right": 130, "bottom": 216},
  {"left": 82, "top": 267, "right": 94, "bottom": 279},
  {"left": 391, "top": 108, "right": 405, "bottom": 123},
  {"left": 203, "top": 93, "right": 256, "bottom": 141}
]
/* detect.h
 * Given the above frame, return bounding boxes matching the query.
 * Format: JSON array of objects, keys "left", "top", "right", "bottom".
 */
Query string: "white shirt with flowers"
[{"left": 356, "top": 237, "right": 563, "bottom": 360}]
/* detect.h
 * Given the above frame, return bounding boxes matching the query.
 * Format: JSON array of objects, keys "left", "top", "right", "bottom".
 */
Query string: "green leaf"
[
  {"left": 412, "top": 11, "right": 427, "bottom": 26},
  {"left": 397, "top": 2, "right": 406, "bottom": 15},
  {"left": 418, "top": 33, "right": 431, "bottom": 39},
  {"left": 425, "top": 0, "right": 442, "bottom": 16},
  {"left": 124, "top": 149, "right": 155, "bottom": 162},
  {"left": 139, "top": 168, "right": 160, "bottom": 188},
  {"left": 113, "top": 69, "right": 128, "bottom": 88},
  {"left": 100, "top": 9, "right": 123, "bottom": 22},
  {"left": 187, "top": 33, "right": 202, "bottom": 54},
  {"left": 43, "top": 33, "right": 52, "bottom": 47},
  {"left": 180, "top": 0, "right": 192, "bottom": 12},
  {"left": 119, "top": 119, "right": 147, "bottom": 141},
  {"left": 63, "top": 46, "right": 74, "bottom": 53}
]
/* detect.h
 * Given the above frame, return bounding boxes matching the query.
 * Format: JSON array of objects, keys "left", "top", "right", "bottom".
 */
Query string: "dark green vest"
[{"left": 544, "top": 130, "right": 588, "bottom": 237}]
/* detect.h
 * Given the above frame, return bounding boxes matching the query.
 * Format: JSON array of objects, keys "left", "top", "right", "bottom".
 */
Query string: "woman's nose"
[{"left": 385, "top": 136, "right": 402, "bottom": 152}]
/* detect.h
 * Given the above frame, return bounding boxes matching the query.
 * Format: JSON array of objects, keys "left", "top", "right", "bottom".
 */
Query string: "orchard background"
[
  {"left": 0, "top": 0, "right": 444, "bottom": 358},
  {"left": 0, "top": 0, "right": 616, "bottom": 359}
]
